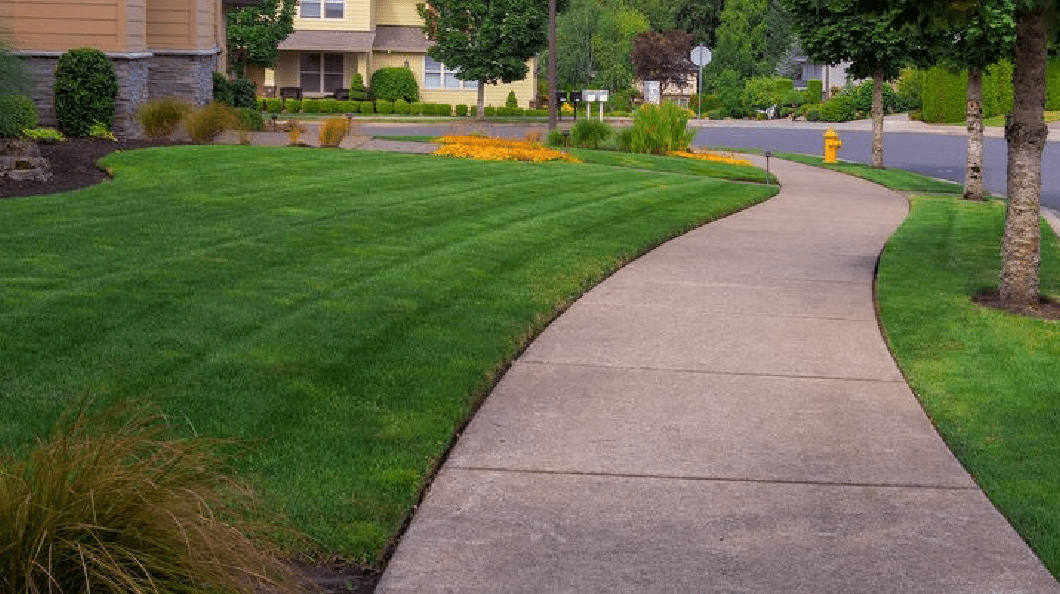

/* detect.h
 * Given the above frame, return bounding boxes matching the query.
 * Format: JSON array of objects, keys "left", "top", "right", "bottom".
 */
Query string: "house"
[
  {"left": 260, "top": 0, "right": 535, "bottom": 108},
  {"left": 790, "top": 57, "right": 851, "bottom": 99},
  {"left": 2, "top": 0, "right": 252, "bottom": 137}
]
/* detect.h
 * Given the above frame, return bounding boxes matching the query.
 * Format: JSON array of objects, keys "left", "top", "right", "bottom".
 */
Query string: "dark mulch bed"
[
  {"left": 1, "top": 137, "right": 384, "bottom": 593},
  {"left": 973, "top": 289, "right": 1060, "bottom": 320}
]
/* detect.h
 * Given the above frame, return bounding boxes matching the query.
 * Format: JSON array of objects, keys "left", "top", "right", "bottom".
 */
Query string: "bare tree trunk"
[
  {"left": 871, "top": 70, "right": 884, "bottom": 169},
  {"left": 1001, "top": 8, "right": 1048, "bottom": 312},
  {"left": 548, "top": 0, "right": 558, "bottom": 131},
  {"left": 964, "top": 68, "right": 985, "bottom": 201},
  {"left": 476, "top": 83, "right": 486, "bottom": 121}
]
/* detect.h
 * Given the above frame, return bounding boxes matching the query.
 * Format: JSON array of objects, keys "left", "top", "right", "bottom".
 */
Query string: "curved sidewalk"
[{"left": 376, "top": 158, "right": 1060, "bottom": 593}]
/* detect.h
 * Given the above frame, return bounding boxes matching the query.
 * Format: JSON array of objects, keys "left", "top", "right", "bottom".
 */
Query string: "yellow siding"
[
  {"left": 374, "top": 0, "right": 421, "bottom": 26},
  {"left": 371, "top": 52, "right": 536, "bottom": 108},
  {"left": 294, "top": 0, "right": 370, "bottom": 33}
]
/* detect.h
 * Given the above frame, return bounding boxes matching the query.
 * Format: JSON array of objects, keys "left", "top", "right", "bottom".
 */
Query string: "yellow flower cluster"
[
  {"left": 668, "top": 150, "right": 754, "bottom": 167},
  {"left": 432, "top": 135, "right": 581, "bottom": 163}
]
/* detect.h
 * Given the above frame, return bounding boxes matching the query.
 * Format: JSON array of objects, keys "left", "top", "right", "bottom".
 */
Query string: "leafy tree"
[
  {"left": 625, "top": 0, "right": 676, "bottom": 30},
  {"left": 711, "top": 0, "right": 793, "bottom": 80},
  {"left": 631, "top": 30, "right": 695, "bottom": 94},
  {"left": 554, "top": 0, "right": 647, "bottom": 93},
  {"left": 226, "top": 0, "right": 295, "bottom": 77},
  {"left": 673, "top": 0, "right": 725, "bottom": 47},
  {"left": 419, "top": 0, "right": 548, "bottom": 118},
  {"left": 785, "top": 0, "right": 923, "bottom": 168}
]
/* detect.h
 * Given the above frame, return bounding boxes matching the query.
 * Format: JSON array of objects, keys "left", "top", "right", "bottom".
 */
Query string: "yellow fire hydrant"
[{"left": 823, "top": 128, "right": 842, "bottom": 163}]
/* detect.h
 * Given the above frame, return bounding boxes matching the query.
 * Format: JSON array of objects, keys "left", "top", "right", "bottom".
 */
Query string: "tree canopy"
[
  {"left": 631, "top": 30, "right": 695, "bottom": 94},
  {"left": 225, "top": 0, "right": 295, "bottom": 77},
  {"left": 710, "top": 0, "right": 793, "bottom": 79}
]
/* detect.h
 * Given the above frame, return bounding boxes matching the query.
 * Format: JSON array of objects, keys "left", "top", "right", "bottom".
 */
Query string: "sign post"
[{"left": 690, "top": 45, "right": 712, "bottom": 119}]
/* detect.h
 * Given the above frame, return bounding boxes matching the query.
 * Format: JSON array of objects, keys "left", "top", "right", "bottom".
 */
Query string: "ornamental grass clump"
[
  {"left": 569, "top": 119, "right": 612, "bottom": 149},
  {"left": 432, "top": 135, "right": 580, "bottom": 163},
  {"left": 185, "top": 101, "right": 236, "bottom": 142},
  {"left": 318, "top": 117, "right": 350, "bottom": 147},
  {"left": 0, "top": 400, "right": 306, "bottom": 594},
  {"left": 629, "top": 102, "right": 696, "bottom": 154},
  {"left": 136, "top": 97, "right": 192, "bottom": 139}
]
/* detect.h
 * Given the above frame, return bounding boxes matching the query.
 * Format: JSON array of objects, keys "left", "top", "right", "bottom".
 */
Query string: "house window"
[
  {"left": 424, "top": 56, "right": 478, "bottom": 90},
  {"left": 300, "top": 53, "right": 344, "bottom": 94},
  {"left": 300, "top": 0, "right": 343, "bottom": 18}
]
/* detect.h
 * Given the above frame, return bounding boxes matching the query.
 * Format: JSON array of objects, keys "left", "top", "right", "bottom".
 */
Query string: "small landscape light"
[{"left": 764, "top": 150, "right": 773, "bottom": 186}]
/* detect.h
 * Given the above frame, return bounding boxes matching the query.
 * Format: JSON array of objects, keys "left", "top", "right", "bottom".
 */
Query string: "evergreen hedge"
[
  {"left": 921, "top": 61, "right": 1016, "bottom": 123},
  {"left": 805, "top": 80, "right": 822, "bottom": 104},
  {"left": 53, "top": 48, "right": 118, "bottom": 137},
  {"left": 370, "top": 67, "right": 419, "bottom": 102}
]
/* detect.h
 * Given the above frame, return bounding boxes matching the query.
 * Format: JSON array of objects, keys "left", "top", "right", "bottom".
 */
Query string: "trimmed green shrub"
[
  {"left": 455, "top": 104, "right": 468, "bottom": 117},
  {"left": 53, "top": 48, "right": 118, "bottom": 137},
  {"left": 805, "top": 79, "right": 823, "bottom": 104},
  {"left": 135, "top": 97, "right": 191, "bottom": 139},
  {"left": 616, "top": 126, "right": 634, "bottom": 151},
  {"left": 370, "top": 66, "right": 419, "bottom": 102},
  {"left": 349, "top": 72, "right": 368, "bottom": 101},
  {"left": 212, "top": 72, "right": 233, "bottom": 105},
  {"left": 526, "top": 109, "right": 548, "bottom": 117},
  {"left": 259, "top": 98, "right": 267, "bottom": 111},
  {"left": 0, "top": 95, "right": 39, "bottom": 138},
  {"left": 285, "top": 99, "right": 302, "bottom": 113},
  {"left": 706, "top": 108, "right": 725, "bottom": 120},
  {"left": 922, "top": 66, "right": 966, "bottom": 123},
  {"left": 818, "top": 95, "right": 858, "bottom": 122},
  {"left": 319, "top": 98, "right": 339, "bottom": 113},
  {"left": 484, "top": 106, "right": 497, "bottom": 117},
  {"left": 846, "top": 79, "right": 901, "bottom": 114},
  {"left": 394, "top": 99, "right": 411, "bottom": 114},
  {"left": 230, "top": 77, "right": 257, "bottom": 109},
  {"left": 469, "top": 106, "right": 477, "bottom": 118},
  {"left": 896, "top": 67, "right": 923, "bottom": 111},
  {"left": 359, "top": 100, "right": 374, "bottom": 114},
  {"left": 409, "top": 101, "right": 425, "bottom": 115},
  {"left": 546, "top": 129, "right": 568, "bottom": 147},
  {"left": 376, "top": 99, "right": 394, "bottom": 114},
  {"left": 628, "top": 102, "right": 695, "bottom": 154},
  {"left": 436, "top": 103, "right": 452, "bottom": 117},
  {"left": 570, "top": 119, "right": 612, "bottom": 149},
  {"left": 984, "top": 60, "right": 1013, "bottom": 118},
  {"left": 505, "top": 91, "right": 518, "bottom": 108},
  {"left": 235, "top": 107, "right": 263, "bottom": 131},
  {"left": 266, "top": 97, "right": 282, "bottom": 113},
  {"left": 805, "top": 104, "right": 822, "bottom": 121}
]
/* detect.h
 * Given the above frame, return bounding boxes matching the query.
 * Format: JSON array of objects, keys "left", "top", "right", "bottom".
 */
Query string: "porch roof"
[
  {"left": 372, "top": 26, "right": 433, "bottom": 53},
  {"left": 278, "top": 30, "right": 376, "bottom": 52}
]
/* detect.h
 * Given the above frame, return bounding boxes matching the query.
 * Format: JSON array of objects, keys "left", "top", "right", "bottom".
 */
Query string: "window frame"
[
  {"left": 299, "top": 52, "right": 345, "bottom": 95},
  {"left": 300, "top": 0, "right": 344, "bottom": 19},
  {"left": 423, "top": 56, "right": 479, "bottom": 91}
]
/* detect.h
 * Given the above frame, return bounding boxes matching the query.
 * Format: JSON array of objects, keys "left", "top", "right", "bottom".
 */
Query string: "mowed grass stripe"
[{"left": 0, "top": 145, "right": 776, "bottom": 563}]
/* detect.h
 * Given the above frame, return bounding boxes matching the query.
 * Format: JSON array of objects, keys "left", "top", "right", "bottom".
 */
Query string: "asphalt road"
[{"left": 692, "top": 126, "right": 1060, "bottom": 210}]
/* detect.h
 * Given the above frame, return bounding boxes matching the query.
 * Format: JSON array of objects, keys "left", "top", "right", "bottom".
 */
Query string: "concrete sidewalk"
[{"left": 376, "top": 158, "right": 1060, "bottom": 593}]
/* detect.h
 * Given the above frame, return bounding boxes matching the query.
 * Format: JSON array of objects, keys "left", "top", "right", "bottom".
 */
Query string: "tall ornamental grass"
[
  {"left": 629, "top": 102, "right": 695, "bottom": 154},
  {"left": 0, "top": 401, "right": 306, "bottom": 594}
]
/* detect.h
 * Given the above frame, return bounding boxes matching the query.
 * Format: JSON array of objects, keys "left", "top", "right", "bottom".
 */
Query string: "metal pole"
[{"left": 698, "top": 64, "right": 703, "bottom": 119}]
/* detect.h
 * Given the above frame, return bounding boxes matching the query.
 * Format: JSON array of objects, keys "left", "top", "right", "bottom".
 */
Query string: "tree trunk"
[
  {"left": 548, "top": 0, "right": 558, "bottom": 131},
  {"left": 871, "top": 70, "right": 884, "bottom": 169},
  {"left": 1001, "top": 8, "right": 1048, "bottom": 312},
  {"left": 964, "top": 68, "right": 985, "bottom": 201},
  {"left": 476, "top": 83, "right": 486, "bottom": 121}
]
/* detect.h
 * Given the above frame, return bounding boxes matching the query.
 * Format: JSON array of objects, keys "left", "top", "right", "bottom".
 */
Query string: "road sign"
[
  {"left": 690, "top": 45, "right": 712, "bottom": 67},
  {"left": 645, "top": 81, "right": 660, "bottom": 104}
]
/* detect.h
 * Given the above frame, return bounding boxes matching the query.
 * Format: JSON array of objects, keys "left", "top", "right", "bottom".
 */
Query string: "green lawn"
[
  {"left": 0, "top": 144, "right": 776, "bottom": 565},
  {"left": 782, "top": 154, "right": 1060, "bottom": 577},
  {"left": 776, "top": 152, "right": 964, "bottom": 193}
]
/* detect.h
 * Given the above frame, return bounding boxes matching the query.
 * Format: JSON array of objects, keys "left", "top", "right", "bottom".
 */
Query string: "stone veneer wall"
[{"left": 19, "top": 51, "right": 218, "bottom": 139}]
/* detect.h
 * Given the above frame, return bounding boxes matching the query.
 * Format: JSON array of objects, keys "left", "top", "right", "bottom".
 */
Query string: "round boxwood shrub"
[
  {"left": 370, "top": 67, "right": 419, "bottom": 102},
  {"left": 0, "top": 95, "right": 39, "bottom": 138},
  {"left": 455, "top": 104, "right": 468, "bottom": 117},
  {"left": 212, "top": 72, "right": 233, "bottom": 105},
  {"left": 229, "top": 77, "right": 257, "bottom": 109},
  {"left": 54, "top": 48, "right": 118, "bottom": 137},
  {"left": 394, "top": 99, "right": 411, "bottom": 114}
]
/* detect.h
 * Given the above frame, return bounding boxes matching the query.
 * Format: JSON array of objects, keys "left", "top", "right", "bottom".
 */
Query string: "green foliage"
[
  {"left": 318, "top": 98, "right": 339, "bottom": 113},
  {"left": 804, "top": 79, "right": 823, "bottom": 104},
  {"left": 817, "top": 95, "right": 857, "bottom": 122},
  {"left": 20, "top": 128, "right": 64, "bottom": 142},
  {"left": 896, "top": 67, "right": 923, "bottom": 111},
  {"left": 436, "top": 103, "right": 453, "bottom": 116},
  {"left": 1045, "top": 58, "right": 1060, "bottom": 110},
  {"left": 0, "top": 400, "right": 303, "bottom": 594},
  {"left": 135, "top": 97, "right": 191, "bottom": 138},
  {"left": 89, "top": 121, "right": 117, "bottom": 141},
  {"left": 707, "top": 108, "right": 726, "bottom": 119},
  {"left": 285, "top": 98, "right": 303, "bottom": 112},
  {"left": 230, "top": 77, "right": 258, "bottom": 109},
  {"left": 213, "top": 71, "right": 234, "bottom": 105},
  {"left": 266, "top": 97, "right": 282, "bottom": 113},
  {"left": 632, "top": 30, "right": 696, "bottom": 93},
  {"left": 713, "top": 69, "right": 747, "bottom": 118},
  {"left": 185, "top": 102, "right": 236, "bottom": 142},
  {"left": 53, "top": 48, "right": 118, "bottom": 138},
  {"left": 984, "top": 60, "right": 1013, "bottom": 118},
  {"left": 629, "top": 102, "right": 695, "bottom": 153},
  {"left": 922, "top": 66, "right": 967, "bottom": 123},
  {"left": 570, "top": 119, "right": 612, "bottom": 148},
  {"left": 547, "top": 129, "right": 569, "bottom": 147},
  {"left": 711, "top": 0, "right": 792, "bottom": 79},
  {"left": 845, "top": 79, "right": 901, "bottom": 114},
  {"left": 745, "top": 76, "right": 793, "bottom": 109},
  {"left": 394, "top": 99, "right": 411, "bottom": 114},
  {"left": 484, "top": 106, "right": 497, "bottom": 117},
  {"left": 338, "top": 100, "right": 357, "bottom": 113},
  {"left": 0, "top": 40, "right": 31, "bottom": 96},
  {"left": 555, "top": 0, "right": 647, "bottom": 91},
  {"left": 226, "top": 0, "right": 295, "bottom": 76},
  {"left": 420, "top": 0, "right": 547, "bottom": 87},
  {"left": 455, "top": 104, "right": 469, "bottom": 117},
  {"left": 376, "top": 99, "right": 394, "bottom": 114},
  {"left": 359, "top": 100, "right": 375, "bottom": 114},
  {"left": 235, "top": 107, "right": 264, "bottom": 131},
  {"left": 0, "top": 95, "right": 38, "bottom": 138},
  {"left": 506, "top": 91, "right": 518, "bottom": 108},
  {"left": 349, "top": 72, "right": 368, "bottom": 101},
  {"left": 370, "top": 66, "right": 420, "bottom": 102}
]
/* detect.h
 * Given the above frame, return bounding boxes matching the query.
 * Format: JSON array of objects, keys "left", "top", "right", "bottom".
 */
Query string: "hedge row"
[
  {"left": 921, "top": 60, "right": 1018, "bottom": 123},
  {"left": 257, "top": 99, "right": 551, "bottom": 118}
]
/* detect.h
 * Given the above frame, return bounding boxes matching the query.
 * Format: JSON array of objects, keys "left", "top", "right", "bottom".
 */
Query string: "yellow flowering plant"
[
  {"left": 667, "top": 150, "right": 754, "bottom": 167},
  {"left": 432, "top": 135, "right": 581, "bottom": 163}
]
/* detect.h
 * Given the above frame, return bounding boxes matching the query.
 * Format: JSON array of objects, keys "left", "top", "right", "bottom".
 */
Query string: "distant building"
[
  {"left": 2, "top": 0, "right": 253, "bottom": 137},
  {"left": 790, "top": 56, "right": 852, "bottom": 99}
]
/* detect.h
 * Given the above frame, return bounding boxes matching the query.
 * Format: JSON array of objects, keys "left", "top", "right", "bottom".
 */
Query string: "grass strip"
[
  {"left": 776, "top": 151, "right": 964, "bottom": 193},
  {"left": 877, "top": 195, "right": 1060, "bottom": 576},
  {"left": 0, "top": 144, "right": 776, "bottom": 565},
  {"left": 569, "top": 148, "right": 776, "bottom": 184}
]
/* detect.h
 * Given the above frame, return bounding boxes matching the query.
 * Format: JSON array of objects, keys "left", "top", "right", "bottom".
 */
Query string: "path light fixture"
[
  {"left": 764, "top": 150, "right": 773, "bottom": 186},
  {"left": 271, "top": 114, "right": 279, "bottom": 132}
]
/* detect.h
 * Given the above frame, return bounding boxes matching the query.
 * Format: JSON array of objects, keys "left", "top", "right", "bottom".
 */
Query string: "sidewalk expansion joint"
[
  {"left": 517, "top": 359, "right": 906, "bottom": 385},
  {"left": 450, "top": 466, "right": 976, "bottom": 491}
]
